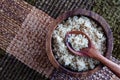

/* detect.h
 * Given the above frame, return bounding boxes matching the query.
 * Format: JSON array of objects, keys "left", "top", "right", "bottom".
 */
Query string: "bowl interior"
[{"left": 46, "top": 9, "right": 113, "bottom": 77}]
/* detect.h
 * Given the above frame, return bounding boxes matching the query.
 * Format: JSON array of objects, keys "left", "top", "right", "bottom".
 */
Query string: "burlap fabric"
[{"left": 0, "top": 0, "right": 120, "bottom": 79}]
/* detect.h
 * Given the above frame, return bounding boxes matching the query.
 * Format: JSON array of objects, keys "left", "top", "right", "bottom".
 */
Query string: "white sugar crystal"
[{"left": 68, "top": 34, "right": 88, "bottom": 51}]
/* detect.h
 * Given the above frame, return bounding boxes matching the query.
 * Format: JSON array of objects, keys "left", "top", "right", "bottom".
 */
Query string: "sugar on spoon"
[{"left": 65, "top": 31, "right": 120, "bottom": 78}]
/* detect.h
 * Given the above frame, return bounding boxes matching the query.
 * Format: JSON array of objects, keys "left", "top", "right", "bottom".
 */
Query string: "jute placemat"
[{"left": 0, "top": 0, "right": 120, "bottom": 80}]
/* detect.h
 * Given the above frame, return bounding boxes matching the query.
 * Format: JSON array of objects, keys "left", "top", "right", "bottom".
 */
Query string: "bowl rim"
[{"left": 46, "top": 8, "right": 113, "bottom": 77}]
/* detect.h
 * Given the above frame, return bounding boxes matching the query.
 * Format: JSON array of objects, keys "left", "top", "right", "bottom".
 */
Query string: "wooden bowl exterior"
[{"left": 46, "top": 9, "right": 113, "bottom": 77}]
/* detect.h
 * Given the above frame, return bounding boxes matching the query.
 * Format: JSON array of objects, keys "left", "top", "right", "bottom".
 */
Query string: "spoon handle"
[{"left": 94, "top": 52, "right": 120, "bottom": 78}]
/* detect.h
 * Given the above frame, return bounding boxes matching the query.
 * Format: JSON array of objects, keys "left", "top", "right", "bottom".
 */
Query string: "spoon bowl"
[{"left": 65, "top": 31, "right": 92, "bottom": 56}]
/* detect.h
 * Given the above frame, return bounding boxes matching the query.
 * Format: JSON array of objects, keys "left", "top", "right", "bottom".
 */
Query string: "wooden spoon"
[{"left": 65, "top": 31, "right": 120, "bottom": 78}]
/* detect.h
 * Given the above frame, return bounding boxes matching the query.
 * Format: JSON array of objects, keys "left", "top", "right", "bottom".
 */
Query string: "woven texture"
[
  {"left": 51, "top": 56, "right": 120, "bottom": 80},
  {"left": 0, "top": 0, "right": 54, "bottom": 78},
  {"left": 0, "top": 0, "right": 120, "bottom": 80},
  {"left": 0, "top": 54, "right": 120, "bottom": 80},
  {"left": 36, "top": 0, "right": 94, "bottom": 18},
  {"left": 92, "top": 0, "right": 120, "bottom": 59},
  {"left": 0, "top": 0, "right": 32, "bottom": 50},
  {"left": 0, "top": 54, "right": 48, "bottom": 80},
  {"left": 6, "top": 6, "right": 55, "bottom": 78}
]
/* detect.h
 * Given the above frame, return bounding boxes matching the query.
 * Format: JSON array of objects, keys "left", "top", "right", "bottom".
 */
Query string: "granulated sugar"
[
  {"left": 68, "top": 34, "right": 88, "bottom": 51},
  {"left": 52, "top": 16, "right": 106, "bottom": 71}
]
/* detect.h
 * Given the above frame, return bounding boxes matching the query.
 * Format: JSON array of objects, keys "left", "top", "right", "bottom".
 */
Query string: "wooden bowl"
[{"left": 46, "top": 9, "right": 113, "bottom": 77}]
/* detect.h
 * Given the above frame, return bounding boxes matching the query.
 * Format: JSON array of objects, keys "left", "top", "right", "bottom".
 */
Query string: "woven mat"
[
  {"left": 0, "top": 53, "right": 48, "bottom": 80},
  {"left": 92, "top": 0, "right": 120, "bottom": 59},
  {"left": 0, "top": 0, "right": 120, "bottom": 80}
]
